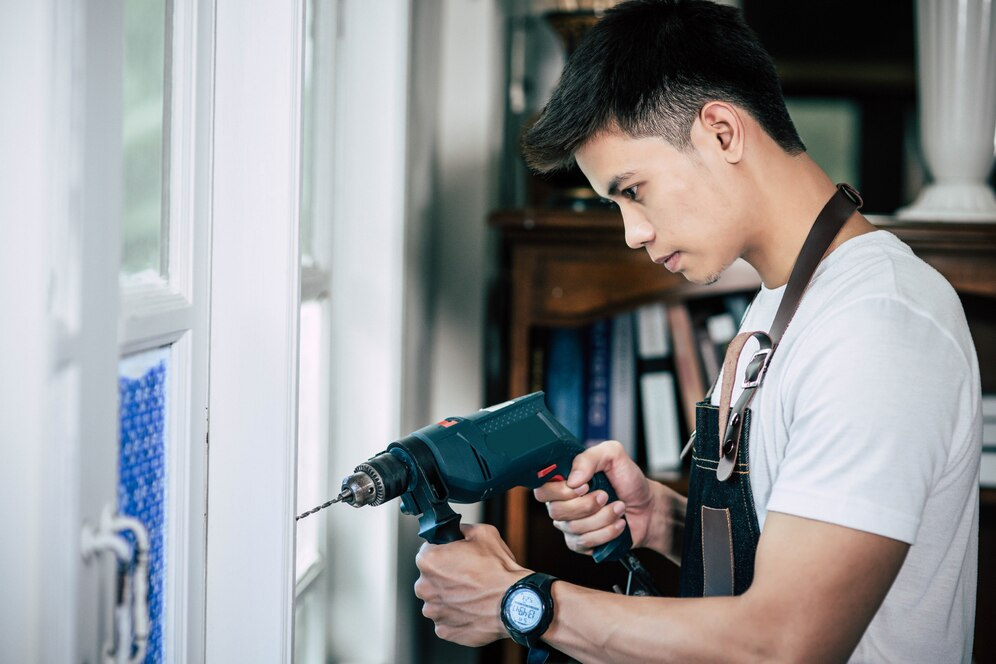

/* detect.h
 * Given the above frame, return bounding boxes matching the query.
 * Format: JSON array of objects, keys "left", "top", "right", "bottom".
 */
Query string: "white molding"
[
  {"left": 0, "top": 2, "right": 58, "bottom": 661},
  {"left": 163, "top": 331, "right": 193, "bottom": 664},
  {"left": 115, "top": 3, "right": 214, "bottom": 662},
  {"left": 77, "top": 2, "right": 126, "bottom": 661},
  {"left": 207, "top": 0, "right": 304, "bottom": 661}
]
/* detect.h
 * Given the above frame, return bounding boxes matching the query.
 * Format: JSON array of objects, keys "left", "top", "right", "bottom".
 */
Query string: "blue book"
[
  {"left": 609, "top": 313, "right": 637, "bottom": 459},
  {"left": 584, "top": 319, "right": 612, "bottom": 447},
  {"left": 545, "top": 326, "right": 586, "bottom": 440}
]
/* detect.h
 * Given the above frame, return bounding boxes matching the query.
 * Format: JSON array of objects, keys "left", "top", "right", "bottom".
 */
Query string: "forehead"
[{"left": 575, "top": 130, "right": 686, "bottom": 196}]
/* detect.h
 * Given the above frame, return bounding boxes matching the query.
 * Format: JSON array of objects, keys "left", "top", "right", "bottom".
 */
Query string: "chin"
[{"left": 683, "top": 270, "right": 723, "bottom": 286}]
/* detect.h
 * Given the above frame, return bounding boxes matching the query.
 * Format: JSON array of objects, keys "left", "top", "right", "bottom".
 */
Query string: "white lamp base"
[{"left": 896, "top": 180, "right": 996, "bottom": 222}]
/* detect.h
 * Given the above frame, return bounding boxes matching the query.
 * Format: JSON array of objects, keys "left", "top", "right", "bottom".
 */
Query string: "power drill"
[{"left": 297, "top": 392, "right": 659, "bottom": 595}]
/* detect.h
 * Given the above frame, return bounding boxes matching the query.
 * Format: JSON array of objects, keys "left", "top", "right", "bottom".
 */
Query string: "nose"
[{"left": 622, "top": 209, "right": 655, "bottom": 249}]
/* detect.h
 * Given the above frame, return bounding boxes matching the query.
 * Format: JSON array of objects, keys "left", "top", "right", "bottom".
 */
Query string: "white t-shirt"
[{"left": 710, "top": 230, "right": 981, "bottom": 663}]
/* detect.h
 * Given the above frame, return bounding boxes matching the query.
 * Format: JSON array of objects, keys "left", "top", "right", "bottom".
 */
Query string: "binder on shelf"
[
  {"left": 981, "top": 395, "right": 996, "bottom": 488},
  {"left": 545, "top": 326, "right": 585, "bottom": 440},
  {"left": 667, "top": 303, "right": 706, "bottom": 434},
  {"left": 609, "top": 312, "right": 637, "bottom": 459},
  {"left": 640, "top": 371, "right": 682, "bottom": 479},
  {"left": 636, "top": 301, "right": 671, "bottom": 357},
  {"left": 584, "top": 319, "right": 612, "bottom": 447},
  {"left": 635, "top": 302, "right": 683, "bottom": 478}
]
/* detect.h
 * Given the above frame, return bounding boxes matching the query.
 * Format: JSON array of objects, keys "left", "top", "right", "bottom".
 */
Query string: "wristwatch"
[{"left": 500, "top": 572, "right": 558, "bottom": 664}]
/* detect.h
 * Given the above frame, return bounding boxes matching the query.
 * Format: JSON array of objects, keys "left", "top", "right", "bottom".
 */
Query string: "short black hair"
[{"left": 522, "top": 0, "right": 805, "bottom": 173}]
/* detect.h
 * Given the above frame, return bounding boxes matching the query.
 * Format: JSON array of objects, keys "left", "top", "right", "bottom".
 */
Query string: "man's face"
[{"left": 575, "top": 127, "right": 745, "bottom": 285}]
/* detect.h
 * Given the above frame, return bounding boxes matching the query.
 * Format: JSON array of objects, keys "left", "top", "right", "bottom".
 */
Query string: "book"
[
  {"left": 667, "top": 303, "right": 706, "bottom": 434},
  {"left": 640, "top": 371, "right": 682, "bottom": 479},
  {"left": 636, "top": 302, "right": 671, "bottom": 358},
  {"left": 545, "top": 326, "right": 586, "bottom": 440},
  {"left": 584, "top": 319, "right": 612, "bottom": 447},
  {"left": 635, "top": 302, "right": 683, "bottom": 478},
  {"left": 982, "top": 394, "right": 996, "bottom": 488},
  {"left": 609, "top": 312, "right": 637, "bottom": 459}
]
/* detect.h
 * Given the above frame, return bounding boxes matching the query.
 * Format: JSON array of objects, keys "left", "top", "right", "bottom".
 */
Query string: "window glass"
[
  {"left": 119, "top": 346, "right": 170, "bottom": 663},
  {"left": 299, "top": 0, "right": 317, "bottom": 265},
  {"left": 785, "top": 97, "right": 862, "bottom": 190},
  {"left": 122, "top": 0, "right": 170, "bottom": 281},
  {"left": 295, "top": 300, "right": 325, "bottom": 578}
]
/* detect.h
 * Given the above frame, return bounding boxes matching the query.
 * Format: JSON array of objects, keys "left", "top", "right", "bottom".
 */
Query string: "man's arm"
[{"left": 543, "top": 511, "right": 908, "bottom": 664}]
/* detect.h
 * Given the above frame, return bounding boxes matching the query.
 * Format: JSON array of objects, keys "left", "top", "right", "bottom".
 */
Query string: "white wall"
[
  {"left": 324, "top": 2, "right": 411, "bottom": 662},
  {"left": 402, "top": 1, "right": 506, "bottom": 662}
]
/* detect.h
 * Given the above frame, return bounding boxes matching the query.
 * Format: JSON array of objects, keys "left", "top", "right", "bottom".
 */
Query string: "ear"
[{"left": 696, "top": 102, "right": 745, "bottom": 164}]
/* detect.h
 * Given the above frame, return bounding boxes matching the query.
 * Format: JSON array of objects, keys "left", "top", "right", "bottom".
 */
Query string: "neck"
[{"left": 739, "top": 153, "right": 873, "bottom": 288}]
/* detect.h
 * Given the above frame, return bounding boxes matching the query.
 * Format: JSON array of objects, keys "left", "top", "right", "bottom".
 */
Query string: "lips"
[{"left": 654, "top": 251, "right": 680, "bottom": 272}]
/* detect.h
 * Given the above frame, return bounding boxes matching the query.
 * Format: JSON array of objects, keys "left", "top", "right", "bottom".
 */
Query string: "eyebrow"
[{"left": 606, "top": 171, "right": 636, "bottom": 197}]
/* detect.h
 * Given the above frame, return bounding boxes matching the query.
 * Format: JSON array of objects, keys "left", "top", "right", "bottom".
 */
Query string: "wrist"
[{"left": 643, "top": 481, "right": 686, "bottom": 560}]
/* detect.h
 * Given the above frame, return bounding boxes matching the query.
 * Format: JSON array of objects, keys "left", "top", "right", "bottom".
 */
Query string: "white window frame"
[
  {"left": 205, "top": 1, "right": 305, "bottom": 661},
  {"left": 116, "top": 1, "right": 215, "bottom": 661}
]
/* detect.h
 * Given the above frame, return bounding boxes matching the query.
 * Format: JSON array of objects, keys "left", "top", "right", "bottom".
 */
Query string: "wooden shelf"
[{"left": 489, "top": 208, "right": 996, "bottom": 663}]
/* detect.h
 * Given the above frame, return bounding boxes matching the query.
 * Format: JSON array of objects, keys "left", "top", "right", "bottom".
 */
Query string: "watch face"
[{"left": 503, "top": 587, "right": 544, "bottom": 632}]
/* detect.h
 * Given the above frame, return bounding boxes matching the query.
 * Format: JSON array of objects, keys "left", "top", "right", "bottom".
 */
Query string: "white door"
[
  {"left": 3, "top": 0, "right": 305, "bottom": 661},
  {"left": 12, "top": 0, "right": 215, "bottom": 661}
]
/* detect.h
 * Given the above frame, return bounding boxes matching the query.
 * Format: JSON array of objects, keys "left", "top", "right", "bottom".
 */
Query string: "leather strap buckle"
[
  {"left": 837, "top": 182, "right": 863, "bottom": 209},
  {"left": 741, "top": 348, "right": 773, "bottom": 389}
]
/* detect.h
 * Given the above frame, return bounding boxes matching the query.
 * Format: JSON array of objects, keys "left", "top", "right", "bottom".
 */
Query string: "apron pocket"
[{"left": 701, "top": 506, "right": 735, "bottom": 596}]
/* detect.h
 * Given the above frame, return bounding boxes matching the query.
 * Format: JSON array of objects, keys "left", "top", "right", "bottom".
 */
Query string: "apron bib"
[{"left": 677, "top": 183, "right": 862, "bottom": 597}]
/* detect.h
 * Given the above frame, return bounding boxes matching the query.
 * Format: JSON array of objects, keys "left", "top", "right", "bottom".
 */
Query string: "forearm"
[
  {"left": 639, "top": 481, "right": 686, "bottom": 565},
  {"left": 543, "top": 583, "right": 774, "bottom": 664},
  {"left": 540, "top": 513, "right": 908, "bottom": 664}
]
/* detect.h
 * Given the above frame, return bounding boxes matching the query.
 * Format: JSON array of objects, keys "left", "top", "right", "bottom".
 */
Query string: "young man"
[{"left": 414, "top": 1, "right": 982, "bottom": 661}]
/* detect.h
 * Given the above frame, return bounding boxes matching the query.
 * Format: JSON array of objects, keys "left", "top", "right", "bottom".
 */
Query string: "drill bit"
[{"left": 295, "top": 487, "right": 353, "bottom": 521}]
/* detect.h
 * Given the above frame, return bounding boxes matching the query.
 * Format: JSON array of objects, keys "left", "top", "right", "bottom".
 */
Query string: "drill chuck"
[{"left": 339, "top": 452, "right": 410, "bottom": 507}]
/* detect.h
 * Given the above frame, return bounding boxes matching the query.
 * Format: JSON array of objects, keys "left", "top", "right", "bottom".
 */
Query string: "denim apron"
[{"left": 678, "top": 184, "right": 862, "bottom": 597}]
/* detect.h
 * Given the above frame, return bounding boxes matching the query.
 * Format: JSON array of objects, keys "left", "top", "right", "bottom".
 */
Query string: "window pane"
[
  {"left": 296, "top": 300, "right": 326, "bottom": 579},
  {"left": 299, "top": 0, "right": 316, "bottom": 265},
  {"left": 785, "top": 98, "right": 862, "bottom": 190},
  {"left": 119, "top": 346, "right": 170, "bottom": 663},
  {"left": 122, "top": 0, "right": 170, "bottom": 280}
]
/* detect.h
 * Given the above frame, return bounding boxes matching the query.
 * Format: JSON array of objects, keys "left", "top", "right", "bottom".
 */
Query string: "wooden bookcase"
[{"left": 487, "top": 207, "right": 996, "bottom": 663}]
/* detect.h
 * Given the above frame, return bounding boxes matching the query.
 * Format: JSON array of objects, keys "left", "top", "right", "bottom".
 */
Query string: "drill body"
[{"left": 337, "top": 392, "right": 633, "bottom": 563}]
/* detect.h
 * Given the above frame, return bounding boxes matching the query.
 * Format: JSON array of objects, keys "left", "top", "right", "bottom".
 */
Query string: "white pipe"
[{"left": 102, "top": 510, "right": 149, "bottom": 664}]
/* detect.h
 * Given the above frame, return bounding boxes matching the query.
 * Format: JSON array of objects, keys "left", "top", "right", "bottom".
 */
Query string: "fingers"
[
  {"left": 533, "top": 440, "right": 631, "bottom": 502},
  {"left": 557, "top": 506, "right": 628, "bottom": 554},
  {"left": 534, "top": 478, "right": 587, "bottom": 503},
  {"left": 544, "top": 489, "right": 608, "bottom": 521},
  {"left": 552, "top": 501, "right": 626, "bottom": 541}
]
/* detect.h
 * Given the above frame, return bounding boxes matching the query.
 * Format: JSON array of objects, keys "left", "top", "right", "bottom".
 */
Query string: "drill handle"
[
  {"left": 417, "top": 500, "right": 464, "bottom": 544},
  {"left": 589, "top": 470, "right": 634, "bottom": 563}
]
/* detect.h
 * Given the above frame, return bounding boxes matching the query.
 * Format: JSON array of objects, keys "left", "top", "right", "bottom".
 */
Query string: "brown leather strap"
[
  {"left": 701, "top": 506, "right": 735, "bottom": 596},
  {"left": 715, "top": 184, "right": 862, "bottom": 481}
]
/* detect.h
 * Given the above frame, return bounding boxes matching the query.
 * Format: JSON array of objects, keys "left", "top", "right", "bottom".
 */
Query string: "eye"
[{"left": 622, "top": 185, "right": 639, "bottom": 201}]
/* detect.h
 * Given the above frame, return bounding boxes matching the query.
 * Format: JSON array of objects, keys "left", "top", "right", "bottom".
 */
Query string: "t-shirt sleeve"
[{"left": 764, "top": 296, "right": 971, "bottom": 544}]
